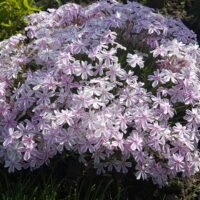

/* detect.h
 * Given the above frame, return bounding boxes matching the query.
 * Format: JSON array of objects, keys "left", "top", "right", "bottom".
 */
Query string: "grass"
[
  {"left": 0, "top": 154, "right": 123, "bottom": 200},
  {"left": 0, "top": 153, "right": 200, "bottom": 200}
]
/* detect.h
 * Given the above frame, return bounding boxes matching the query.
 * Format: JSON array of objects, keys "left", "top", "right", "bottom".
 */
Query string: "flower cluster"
[{"left": 0, "top": 0, "right": 200, "bottom": 186}]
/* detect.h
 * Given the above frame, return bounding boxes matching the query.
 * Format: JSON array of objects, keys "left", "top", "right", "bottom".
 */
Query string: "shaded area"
[{"left": 0, "top": 154, "right": 200, "bottom": 199}]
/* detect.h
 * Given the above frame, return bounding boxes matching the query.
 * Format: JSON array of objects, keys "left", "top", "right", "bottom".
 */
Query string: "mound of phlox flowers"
[{"left": 0, "top": 0, "right": 200, "bottom": 186}]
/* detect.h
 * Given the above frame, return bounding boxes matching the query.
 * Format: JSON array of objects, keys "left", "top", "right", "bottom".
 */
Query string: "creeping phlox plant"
[{"left": 0, "top": 0, "right": 200, "bottom": 186}]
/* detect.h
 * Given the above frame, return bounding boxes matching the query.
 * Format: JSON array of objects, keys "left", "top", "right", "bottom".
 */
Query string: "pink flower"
[
  {"left": 96, "top": 48, "right": 118, "bottom": 66},
  {"left": 4, "top": 158, "right": 22, "bottom": 173},
  {"left": 114, "top": 158, "right": 132, "bottom": 173},
  {"left": 148, "top": 69, "right": 164, "bottom": 88},
  {"left": 168, "top": 154, "right": 185, "bottom": 172},
  {"left": 135, "top": 163, "right": 148, "bottom": 180},
  {"left": 3, "top": 128, "right": 22, "bottom": 146},
  {"left": 127, "top": 132, "right": 143, "bottom": 151},
  {"left": 133, "top": 106, "right": 154, "bottom": 130},
  {"left": 55, "top": 109, "right": 74, "bottom": 126}
]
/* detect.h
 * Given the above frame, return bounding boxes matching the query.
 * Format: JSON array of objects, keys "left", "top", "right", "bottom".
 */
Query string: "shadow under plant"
[{"left": 1, "top": 154, "right": 200, "bottom": 200}]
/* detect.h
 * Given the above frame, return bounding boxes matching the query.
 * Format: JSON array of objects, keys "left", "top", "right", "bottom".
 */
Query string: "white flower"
[
  {"left": 75, "top": 61, "right": 93, "bottom": 79},
  {"left": 127, "top": 53, "right": 144, "bottom": 68}
]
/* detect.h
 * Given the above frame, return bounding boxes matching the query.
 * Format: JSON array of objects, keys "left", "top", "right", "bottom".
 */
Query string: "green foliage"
[
  {"left": 34, "top": 0, "right": 62, "bottom": 9},
  {"left": 190, "top": 0, "right": 200, "bottom": 17},
  {"left": 188, "top": 0, "right": 200, "bottom": 40},
  {"left": 34, "top": 0, "right": 93, "bottom": 9},
  {"left": 0, "top": 0, "right": 40, "bottom": 40}
]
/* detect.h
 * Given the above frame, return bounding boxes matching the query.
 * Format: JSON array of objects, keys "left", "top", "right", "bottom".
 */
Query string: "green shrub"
[
  {"left": 34, "top": 0, "right": 95, "bottom": 8},
  {"left": 0, "top": 0, "right": 40, "bottom": 40},
  {"left": 188, "top": 0, "right": 200, "bottom": 40}
]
